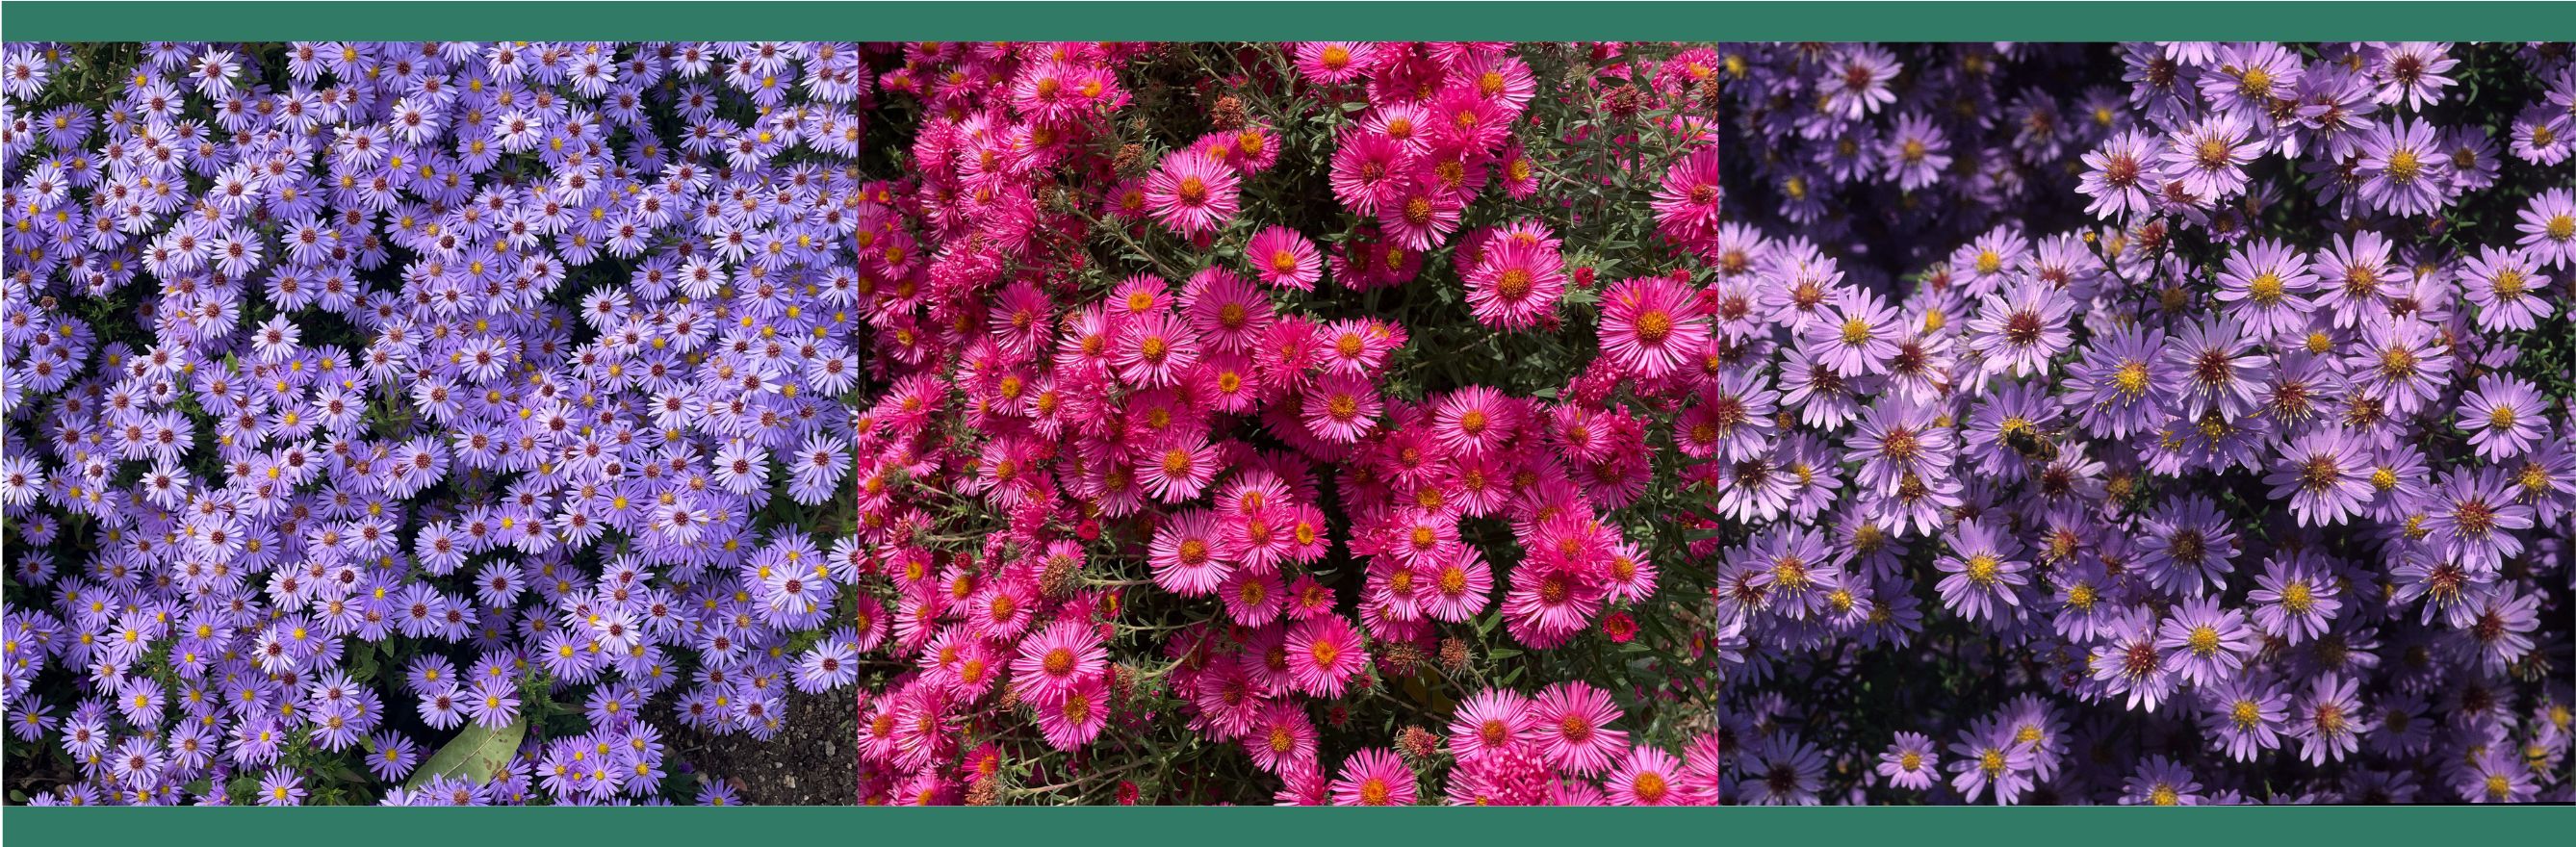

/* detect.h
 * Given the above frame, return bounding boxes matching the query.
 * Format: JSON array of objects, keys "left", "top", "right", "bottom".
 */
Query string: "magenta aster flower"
[
  {"left": 1143, "top": 151, "right": 1240, "bottom": 238},
  {"left": 1597, "top": 275, "right": 1709, "bottom": 379}
]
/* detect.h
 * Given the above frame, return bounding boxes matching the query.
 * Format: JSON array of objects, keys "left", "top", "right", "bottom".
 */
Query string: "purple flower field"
[{"left": 1712, "top": 41, "right": 2574, "bottom": 805}]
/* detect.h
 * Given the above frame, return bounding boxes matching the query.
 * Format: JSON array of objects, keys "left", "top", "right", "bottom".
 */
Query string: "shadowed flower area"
[{"left": 1710, "top": 41, "right": 2574, "bottom": 806}]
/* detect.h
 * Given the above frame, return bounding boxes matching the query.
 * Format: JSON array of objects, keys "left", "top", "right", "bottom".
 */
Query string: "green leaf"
[{"left": 402, "top": 716, "right": 527, "bottom": 790}]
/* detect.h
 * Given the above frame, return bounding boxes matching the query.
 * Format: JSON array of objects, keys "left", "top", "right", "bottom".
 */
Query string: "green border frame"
[
  {"left": 5, "top": 805, "right": 2573, "bottom": 843},
  {"left": 5, "top": 1, "right": 2576, "bottom": 41}
]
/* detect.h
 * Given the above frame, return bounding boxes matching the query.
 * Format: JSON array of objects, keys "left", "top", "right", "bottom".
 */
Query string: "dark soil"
[{"left": 675, "top": 686, "right": 859, "bottom": 806}]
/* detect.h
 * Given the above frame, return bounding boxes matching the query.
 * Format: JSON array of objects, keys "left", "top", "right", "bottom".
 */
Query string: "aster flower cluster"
[
  {"left": 2, "top": 41, "right": 875, "bottom": 805},
  {"left": 835, "top": 42, "right": 1721, "bottom": 805},
  {"left": 1713, "top": 42, "right": 2575, "bottom": 805}
]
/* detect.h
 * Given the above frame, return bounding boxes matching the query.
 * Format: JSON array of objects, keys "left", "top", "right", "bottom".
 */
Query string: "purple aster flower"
[
  {"left": 2419, "top": 466, "right": 2536, "bottom": 577},
  {"left": 2371, "top": 42, "right": 2459, "bottom": 111},
  {"left": 2357, "top": 117, "right": 2448, "bottom": 217},
  {"left": 2459, "top": 373, "right": 2548, "bottom": 461},
  {"left": 2264, "top": 428, "right": 2371, "bottom": 526},
  {"left": 2459, "top": 245, "right": 2553, "bottom": 332},
  {"left": 2199, "top": 673, "right": 2290, "bottom": 762},
  {"left": 1945, "top": 716, "right": 2035, "bottom": 805},
  {"left": 2121, "top": 755, "right": 2204, "bottom": 806},
  {"left": 2077, "top": 129, "right": 2160, "bottom": 219},
  {"left": 1881, "top": 113, "right": 1950, "bottom": 192},
  {"left": 2290, "top": 674, "right": 2375, "bottom": 765},
  {"left": 2344, "top": 316, "right": 2449, "bottom": 416},
  {"left": 257, "top": 767, "right": 306, "bottom": 807},
  {"left": 2154, "top": 596, "right": 2254, "bottom": 687},
  {"left": 2136, "top": 495, "right": 2238, "bottom": 596},
  {"left": 2161, "top": 317, "right": 2270, "bottom": 420},
  {"left": 2514, "top": 188, "right": 2576, "bottom": 270},
  {"left": 1934, "top": 518, "right": 2029, "bottom": 624},
  {"left": 1874, "top": 732, "right": 1940, "bottom": 791},
  {"left": 1967, "top": 282, "right": 2074, "bottom": 379},
  {"left": 2214, "top": 238, "right": 2319, "bottom": 337},
  {"left": 2248, "top": 553, "right": 2343, "bottom": 645},
  {"left": 2161, "top": 113, "right": 2258, "bottom": 200}
]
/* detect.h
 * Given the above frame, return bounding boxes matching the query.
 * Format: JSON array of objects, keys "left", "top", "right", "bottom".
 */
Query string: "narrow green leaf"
[{"left": 402, "top": 716, "right": 527, "bottom": 790}]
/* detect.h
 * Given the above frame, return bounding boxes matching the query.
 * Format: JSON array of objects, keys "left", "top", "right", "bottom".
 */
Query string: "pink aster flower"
[
  {"left": 1598, "top": 275, "right": 1710, "bottom": 379},
  {"left": 1328, "top": 747, "right": 1416, "bottom": 806},
  {"left": 1245, "top": 225, "right": 1323, "bottom": 292},
  {"left": 1143, "top": 151, "right": 1240, "bottom": 238},
  {"left": 1284, "top": 614, "right": 1367, "bottom": 698},
  {"left": 1531, "top": 681, "right": 1629, "bottom": 777}
]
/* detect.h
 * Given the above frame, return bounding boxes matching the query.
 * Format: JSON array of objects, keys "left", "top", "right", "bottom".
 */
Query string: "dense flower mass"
[
  {"left": 2, "top": 39, "right": 1727, "bottom": 808},
  {"left": 839, "top": 40, "right": 1722, "bottom": 807},
  {"left": 1713, "top": 41, "right": 2574, "bottom": 805},
  {"left": 3, "top": 40, "right": 874, "bottom": 806}
]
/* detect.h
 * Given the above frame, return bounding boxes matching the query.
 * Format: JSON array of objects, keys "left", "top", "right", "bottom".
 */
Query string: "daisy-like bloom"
[
  {"left": 1431, "top": 385, "right": 1518, "bottom": 457},
  {"left": 1246, "top": 225, "right": 1323, "bottom": 292},
  {"left": 1299, "top": 372, "right": 1382, "bottom": 444},
  {"left": 2515, "top": 188, "right": 2576, "bottom": 270},
  {"left": 1036, "top": 677, "right": 1110, "bottom": 751},
  {"left": 2199, "top": 673, "right": 2290, "bottom": 762},
  {"left": 2263, "top": 428, "right": 2371, "bottom": 526},
  {"left": 2214, "top": 238, "right": 2319, "bottom": 337},
  {"left": 2077, "top": 129, "right": 2160, "bottom": 219},
  {"left": 1967, "top": 282, "right": 2073, "bottom": 378},
  {"left": 2357, "top": 117, "right": 2448, "bottom": 217},
  {"left": 1945, "top": 717, "right": 2036, "bottom": 805},
  {"left": 1531, "top": 681, "right": 1629, "bottom": 777},
  {"left": 1143, "top": 151, "right": 1240, "bottom": 238},
  {"left": 1933, "top": 518, "right": 2030, "bottom": 624},
  {"left": 2162, "top": 317, "right": 2271, "bottom": 420},
  {"left": 1607, "top": 746, "right": 1687, "bottom": 806},
  {"left": 2161, "top": 113, "right": 2258, "bottom": 199},
  {"left": 1446, "top": 688, "right": 1533, "bottom": 763},
  {"left": 1138, "top": 433, "right": 1221, "bottom": 502},
  {"left": 2345, "top": 316, "right": 2449, "bottom": 415},
  {"left": 1009, "top": 619, "right": 1106, "bottom": 706},
  {"left": 2419, "top": 466, "right": 2535, "bottom": 576},
  {"left": 1111, "top": 308, "right": 1201, "bottom": 388},
  {"left": 1801, "top": 289, "right": 1900, "bottom": 376},
  {"left": 1881, "top": 113, "right": 1950, "bottom": 191},
  {"left": 1285, "top": 615, "right": 1367, "bottom": 698},
  {"left": 2139, "top": 495, "right": 2239, "bottom": 596},
  {"left": 2067, "top": 323, "right": 2170, "bottom": 438},
  {"left": 1328, "top": 748, "right": 1416, "bottom": 806},
  {"left": 2462, "top": 745, "right": 2539, "bottom": 804},
  {"left": 1845, "top": 398, "right": 1952, "bottom": 495},
  {"left": 2121, "top": 756, "right": 2204, "bottom": 806},
  {"left": 2459, "top": 245, "right": 2553, "bottom": 332},
  {"left": 257, "top": 767, "right": 306, "bottom": 807},
  {"left": 1462, "top": 239, "right": 1566, "bottom": 330},
  {"left": 1876, "top": 731, "right": 1940, "bottom": 791},
  {"left": 1739, "top": 732, "right": 1827, "bottom": 806},
  {"left": 2091, "top": 606, "right": 2179, "bottom": 712},
  {"left": 2154, "top": 596, "right": 2254, "bottom": 687},
  {"left": 2372, "top": 42, "right": 2458, "bottom": 111},
  {"left": 1148, "top": 508, "right": 1231, "bottom": 596},
  {"left": 2248, "top": 554, "right": 2343, "bottom": 645},
  {"left": 1597, "top": 275, "right": 1709, "bottom": 379},
  {"left": 2458, "top": 373, "right": 2548, "bottom": 461},
  {"left": 2460, "top": 588, "right": 2542, "bottom": 676},
  {"left": 2290, "top": 674, "right": 2376, "bottom": 765},
  {"left": 1649, "top": 146, "right": 1724, "bottom": 246},
  {"left": 1293, "top": 41, "right": 1377, "bottom": 86}
]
